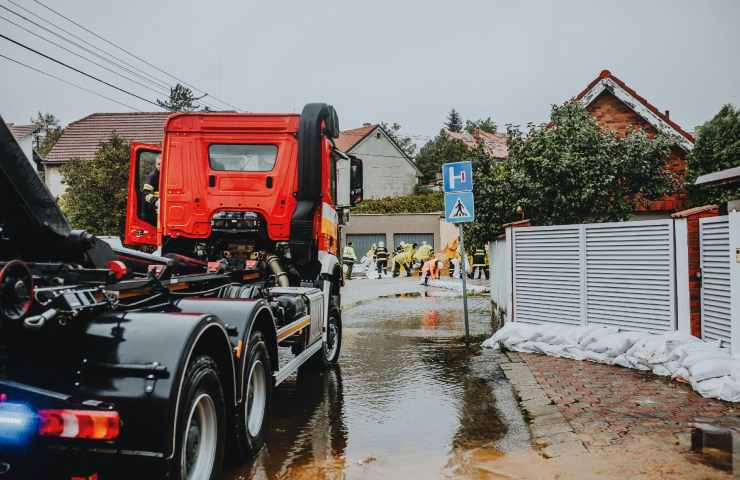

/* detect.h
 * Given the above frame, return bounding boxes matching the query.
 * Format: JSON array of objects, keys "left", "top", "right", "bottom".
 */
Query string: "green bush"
[{"left": 352, "top": 192, "right": 443, "bottom": 214}]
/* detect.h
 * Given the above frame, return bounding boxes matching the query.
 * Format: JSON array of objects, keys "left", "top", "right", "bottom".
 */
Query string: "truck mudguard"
[
  {"left": 174, "top": 297, "right": 278, "bottom": 402},
  {"left": 78, "top": 311, "right": 235, "bottom": 459}
]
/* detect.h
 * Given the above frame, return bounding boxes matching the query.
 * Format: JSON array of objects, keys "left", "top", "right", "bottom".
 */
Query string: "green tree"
[
  {"left": 466, "top": 101, "right": 677, "bottom": 247},
  {"left": 687, "top": 104, "right": 740, "bottom": 206},
  {"left": 31, "top": 111, "right": 63, "bottom": 157},
  {"left": 414, "top": 130, "right": 469, "bottom": 182},
  {"left": 59, "top": 132, "right": 130, "bottom": 236},
  {"left": 157, "top": 83, "right": 205, "bottom": 112},
  {"left": 380, "top": 121, "right": 417, "bottom": 157},
  {"left": 465, "top": 117, "right": 497, "bottom": 134},
  {"left": 445, "top": 108, "right": 463, "bottom": 132}
]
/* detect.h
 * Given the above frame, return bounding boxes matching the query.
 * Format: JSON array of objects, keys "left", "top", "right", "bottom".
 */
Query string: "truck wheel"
[
  {"left": 307, "top": 308, "right": 342, "bottom": 369},
  {"left": 173, "top": 355, "right": 226, "bottom": 480},
  {"left": 235, "top": 330, "right": 273, "bottom": 460}
]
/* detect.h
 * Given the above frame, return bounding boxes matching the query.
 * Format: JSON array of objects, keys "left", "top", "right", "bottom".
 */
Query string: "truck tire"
[
  {"left": 234, "top": 330, "right": 273, "bottom": 460},
  {"left": 172, "top": 355, "right": 226, "bottom": 480},
  {"left": 306, "top": 307, "right": 342, "bottom": 369}
]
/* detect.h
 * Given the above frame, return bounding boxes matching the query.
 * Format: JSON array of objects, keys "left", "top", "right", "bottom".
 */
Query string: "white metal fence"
[
  {"left": 489, "top": 238, "right": 510, "bottom": 320},
  {"left": 510, "top": 219, "right": 678, "bottom": 333},
  {"left": 700, "top": 216, "right": 732, "bottom": 346}
]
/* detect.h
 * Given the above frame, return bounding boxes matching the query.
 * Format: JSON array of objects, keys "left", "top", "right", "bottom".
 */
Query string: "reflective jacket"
[{"left": 342, "top": 245, "right": 357, "bottom": 262}]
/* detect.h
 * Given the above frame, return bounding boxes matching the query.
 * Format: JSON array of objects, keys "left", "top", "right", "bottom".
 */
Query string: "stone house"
[{"left": 335, "top": 123, "right": 421, "bottom": 199}]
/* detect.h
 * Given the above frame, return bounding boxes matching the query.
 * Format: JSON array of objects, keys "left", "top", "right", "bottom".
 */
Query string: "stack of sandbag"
[{"left": 483, "top": 323, "right": 740, "bottom": 402}]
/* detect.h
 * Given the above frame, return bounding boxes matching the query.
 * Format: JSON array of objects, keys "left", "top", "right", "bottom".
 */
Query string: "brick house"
[
  {"left": 43, "top": 112, "right": 169, "bottom": 198},
  {"left": 575, "top": 70, "right": 696, "bottom": 219}
]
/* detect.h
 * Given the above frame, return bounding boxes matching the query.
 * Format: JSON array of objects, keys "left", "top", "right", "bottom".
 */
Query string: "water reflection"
[{"left": 227, "top": 296, "right": 507, "bottom": 479}]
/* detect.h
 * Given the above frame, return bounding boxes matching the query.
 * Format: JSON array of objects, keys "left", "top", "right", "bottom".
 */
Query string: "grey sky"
[{"left": 1, "top": 0, "right": 738, "bottom": 143}]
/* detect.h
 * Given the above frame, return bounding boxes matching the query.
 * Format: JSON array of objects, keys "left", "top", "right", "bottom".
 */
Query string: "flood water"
[{"left": 226, "top": 295, "right": 526, "bottom": 479}]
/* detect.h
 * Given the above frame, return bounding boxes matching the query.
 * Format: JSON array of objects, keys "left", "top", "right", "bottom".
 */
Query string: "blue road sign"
[
  {"left": 444, "top": 191, "right": 475, "bottom": 223},
  {"left": 442, "top": 161, "right": 473, "bottom": 193}
]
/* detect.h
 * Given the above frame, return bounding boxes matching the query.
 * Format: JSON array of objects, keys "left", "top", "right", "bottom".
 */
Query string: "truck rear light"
[{"left": 38, "top": 410, "right": 120, "bottom": 440}]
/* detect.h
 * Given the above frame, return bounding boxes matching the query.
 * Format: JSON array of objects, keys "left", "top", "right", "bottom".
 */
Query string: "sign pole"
[
  {"left": 443, "top": 160, "right": 474, "bottom": 347},
  {"left": 458, "top": 223, "right": 470, "bottom": 345}
]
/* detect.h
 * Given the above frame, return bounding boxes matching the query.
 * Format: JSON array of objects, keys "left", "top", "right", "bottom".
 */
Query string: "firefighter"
[
  {"left": 343, "top": 241, "right": 357, "bottom": 279},
  {"left": 375, "top": 241, "right": 389, "bottom": 278},
  {"left": 142, "top": 155, "right": 161, "bottom": 224},
  {"left": 414, "top": 240, "right": 434, "bottom": 266},
  {"left": 365, "top": 243, "right": 377, "bottom": 277},
  {"left": 471, "top": 246, "right": 489, "bottom": 279}
]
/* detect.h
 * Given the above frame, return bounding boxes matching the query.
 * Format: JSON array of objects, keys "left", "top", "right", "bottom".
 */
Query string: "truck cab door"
[{"left": 124, "top": 143, "right": 161, "bottom": 247}]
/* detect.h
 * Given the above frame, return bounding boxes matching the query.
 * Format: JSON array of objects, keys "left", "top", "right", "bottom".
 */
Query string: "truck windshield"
[{"left": 208, "top": 144, "right": 278, "bottom": 172}]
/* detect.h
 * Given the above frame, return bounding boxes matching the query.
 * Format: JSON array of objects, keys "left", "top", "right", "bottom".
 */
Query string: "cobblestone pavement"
[{"left": 519, "top": 352, "right": 738, "bottom": 449}]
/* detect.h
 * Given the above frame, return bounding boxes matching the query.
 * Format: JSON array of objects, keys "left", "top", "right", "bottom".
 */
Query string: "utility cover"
[{"left": 444, "top": 191, "right": 475, "bottom": 223}]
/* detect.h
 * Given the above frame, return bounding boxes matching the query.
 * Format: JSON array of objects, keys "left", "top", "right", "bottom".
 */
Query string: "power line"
[
  {"left": 0, "top": 52, "right": 141, "bottom": 111},
  {"left": 31, "top": 0, "right": 243, "bottom": 111},
  {"left": 0, "top": 33, "right": 164, "bottom": 109},
  {"left": 0, "top": 13, "right": 171, "bottom": 98},
  {"left": 2, "top": 0, "right": 222, "bottom": 111},
  {"left": 3, "top": 1, "right": 172, "bottom": 93}
]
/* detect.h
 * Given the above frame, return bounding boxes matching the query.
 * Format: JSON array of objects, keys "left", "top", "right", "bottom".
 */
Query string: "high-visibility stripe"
[{"left": 276, "top": 316, "right": 311, "bottom": 342}]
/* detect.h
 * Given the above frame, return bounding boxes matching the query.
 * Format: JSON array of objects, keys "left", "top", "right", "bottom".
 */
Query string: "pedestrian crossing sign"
[{"left": 444, "top": 191, "right": 475, "bottom": 223}]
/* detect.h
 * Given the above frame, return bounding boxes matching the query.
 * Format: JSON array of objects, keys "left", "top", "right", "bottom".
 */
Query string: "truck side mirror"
[{"left": 350, "top": 157, "right": 363, "bottom": 206}]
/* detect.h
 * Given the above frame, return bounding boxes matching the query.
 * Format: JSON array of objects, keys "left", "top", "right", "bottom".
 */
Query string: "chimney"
[
  {"left": 363, "top": 122, "right": 371, "bottom": 126},
  {"left": 665, "top": 110, "right": 670, "bottom": 119}
]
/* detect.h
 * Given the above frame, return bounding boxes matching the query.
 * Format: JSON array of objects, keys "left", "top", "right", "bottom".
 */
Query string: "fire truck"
[{"left": 0, "top": 103, "right": 362, "bottom": 479}]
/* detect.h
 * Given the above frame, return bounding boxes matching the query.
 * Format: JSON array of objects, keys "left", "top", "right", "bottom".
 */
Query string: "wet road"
[{"left": 226, "top": 292, "right": 529, "bottom": 479}]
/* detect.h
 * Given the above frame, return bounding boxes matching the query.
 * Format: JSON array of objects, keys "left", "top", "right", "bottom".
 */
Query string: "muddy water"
[{"left": 226, "top": 296, "right": 521, "bottom": 479}]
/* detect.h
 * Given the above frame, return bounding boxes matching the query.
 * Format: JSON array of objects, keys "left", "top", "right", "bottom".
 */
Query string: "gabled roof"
[
  {"left": 45, "top": 112, "right": 170, "bottom": 163},
  {"left": 335, "top": 123, "right": 377, "bottom": 151},
  {"left": 8, "top": 123, "right": 37, "bottom": 141},
  {"left": 575, "top": 70, "right": 695, "bottom": 151},
  {"left": 336, "top": 123, "right": 421, "bottom": 175},
  {"left": 443, "top": 129, "right": 508, "bottom": 159}
]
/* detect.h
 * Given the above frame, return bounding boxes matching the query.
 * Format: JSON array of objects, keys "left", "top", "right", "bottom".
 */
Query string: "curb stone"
[{"left": 500, "top": 355, "right": 588, "bottom": 458}]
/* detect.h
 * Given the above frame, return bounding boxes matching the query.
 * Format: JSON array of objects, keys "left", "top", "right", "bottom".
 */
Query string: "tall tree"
[
  {"left": 466, "top": 101, "right": 677, "bottom": 247},
  {"left": 414, "top": 130, "right": 469, "bottom": 182},
  {"left": 445, "top": 108, "right": 463, "bottom": 132},
  {"left": 465, "top": 117, "right": 497, "bottom": 134},
  {"left": 31, "top": 111, "right": 63, "bottom": 157},
  {"left": 687, "top": 104, "right": 740, "bottom": 206},
  {"left": 380, "top": 121, "right": 417, "bottom": 157},
  {"left": 157, "top": 83, "right": 205, "bottom": 112},
  {"left": 59, "top": 132, "right": 130, "bottom": 236}
]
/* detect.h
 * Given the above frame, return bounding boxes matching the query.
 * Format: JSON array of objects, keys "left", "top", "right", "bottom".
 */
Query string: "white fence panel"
[
  {"left": 700, "top": 216, "right": 732, "bottom": 346},
  {"left": 585, "top": 221, "right": 675, "bottom": 333},
  {"left": 513, "top": 226, "right": 582, "bottom": 326},
  {"left": 490, "top": 239, "right": 510, "bottom": 320},
  {"left": 511, "top": 219, "right": 677, "bottom": 333}
]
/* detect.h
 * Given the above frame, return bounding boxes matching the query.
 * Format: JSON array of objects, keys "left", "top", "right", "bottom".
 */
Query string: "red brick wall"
[
  {"left": 682, "top": 207, "right": 720, "bottom": 337},
  {"left": 586, "top": 92, "right": 688, "bottom": 213}
]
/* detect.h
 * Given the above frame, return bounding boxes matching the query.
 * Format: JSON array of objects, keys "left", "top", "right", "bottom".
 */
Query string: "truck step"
[{"left": 273, "top": 340, "right": 322, "bottom": 386}]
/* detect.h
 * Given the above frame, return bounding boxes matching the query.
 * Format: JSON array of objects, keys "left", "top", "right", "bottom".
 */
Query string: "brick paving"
[{"left": 520, "top": 352, "right": 739, "bottom": 449}]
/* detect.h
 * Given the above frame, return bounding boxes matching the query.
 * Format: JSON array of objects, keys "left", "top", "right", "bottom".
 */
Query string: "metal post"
[{"left": 458, "top": 224, "right": 470, "bottom": 345}]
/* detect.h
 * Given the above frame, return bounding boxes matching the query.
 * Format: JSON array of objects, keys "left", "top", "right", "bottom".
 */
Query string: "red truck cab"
[{"left": 125, "top": 106, "right": 361, "bottom": 276}]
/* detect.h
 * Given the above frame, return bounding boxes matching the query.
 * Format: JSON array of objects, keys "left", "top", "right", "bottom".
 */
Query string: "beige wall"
[
  {"left": 44, "top": 164, "right": 66, "bottom": 199},
  {"left": 347, "top": 212, "right": 444, "bottom": 249}
]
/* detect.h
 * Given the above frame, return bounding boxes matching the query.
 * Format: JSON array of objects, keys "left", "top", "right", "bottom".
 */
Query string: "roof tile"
[{"left": 45, "top": 112, "right": 170, "bottom": 163}]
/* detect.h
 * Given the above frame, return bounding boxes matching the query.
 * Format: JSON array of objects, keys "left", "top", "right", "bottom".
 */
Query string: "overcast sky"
[{"left": 1, "top": 0, "right": 738, "bottom": 143}]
